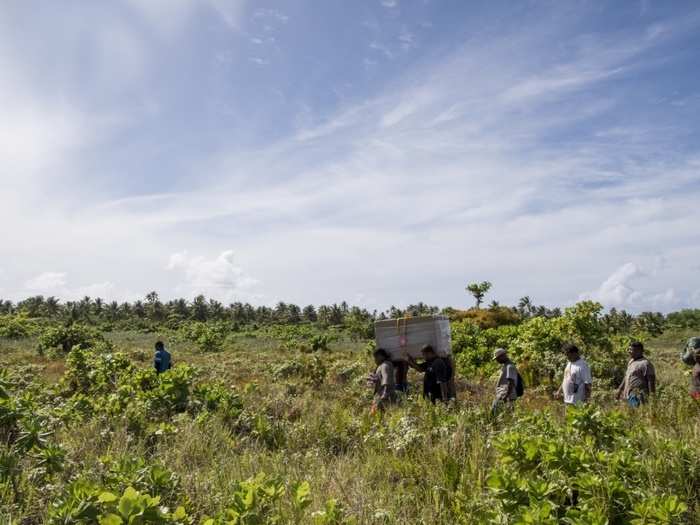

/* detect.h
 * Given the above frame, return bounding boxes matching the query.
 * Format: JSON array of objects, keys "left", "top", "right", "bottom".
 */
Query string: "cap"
[{"left": 493, "top": 348, "right": 507, "bottom": 359}]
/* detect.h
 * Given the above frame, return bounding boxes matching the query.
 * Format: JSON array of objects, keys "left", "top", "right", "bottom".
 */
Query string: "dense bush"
[
  {"left": 177, "top": 321, "right": 229, "bottom": 352},
  {"left": 0, "top": 315, "right": 37, "bottom": 339},
  {"left": 449, "top": 306, "right": 521, "bottom": 329},
  {"left": 666, "top": 309, "right": 700, "bottom": 329},
  {"left": 480, "top": 405, "right": 696, "bottom": 523},
  {"left": 38, "top": 323, "right": 111, "bottom": 355},
  {"left": 452, "top": 302, "right": 628, "bottom": 385}
]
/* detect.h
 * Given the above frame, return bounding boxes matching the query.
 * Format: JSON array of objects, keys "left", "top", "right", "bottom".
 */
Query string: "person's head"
[
  {"left": 155, "top": 341, "right": 165, "bottom": 352},
  {"left": 373, "top": 348, "right": 390, "bottom": 365},
  {"left": 562, "top": 343, "right": 580, "bottom": 363},
  {"left": 421, "top": 344, "right": 437, "bottom": 361},
  {"left": 628, "top": 341, "right": 644, "bottom": 359},
  {"left": 493, "top": 347, "right": 508, "bottom": 364}
]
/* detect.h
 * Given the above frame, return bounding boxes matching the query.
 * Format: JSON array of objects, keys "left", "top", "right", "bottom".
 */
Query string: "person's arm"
[
  {"left": 555, "top": 384, "right": 563, "bottom": 399},
  {"left": 616, "top": 374, "right": 626, "bottom": 400},
  {"left": 582, "top": 364, "right": 592, "bottom": 402},
  {"left": 506, "top": 379, "right": 515, "bottom": 398},
  {"left": 154, "top": 353, "right": 161, "bottom": 372},
  {"left": 507, "top": 365, "right": 517, "bottom": 398},
  {"left": 407, "top": 356, "right": 426, "bottom": 372}
]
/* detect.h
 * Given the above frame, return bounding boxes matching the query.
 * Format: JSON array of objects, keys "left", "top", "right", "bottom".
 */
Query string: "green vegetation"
[{"left": 1, "top": 293, "right": 700, "bottom": 523}]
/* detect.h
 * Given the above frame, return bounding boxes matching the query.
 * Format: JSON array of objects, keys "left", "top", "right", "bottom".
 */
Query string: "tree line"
[{"left": 0, "top": 290, "right": 689, "bottom": 335}]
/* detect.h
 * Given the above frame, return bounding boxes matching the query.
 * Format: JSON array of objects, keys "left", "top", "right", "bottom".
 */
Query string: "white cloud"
[
  {"left": 248, "top": 57, "right": 269, "bottom": 65},
  {"left": 580, "top": 263, "right": 683, "bottom": 311},
  {"left": 381, "top": 0, "right": 398, "bottom": 8},
  {"left": 398, "top": 27, "right": 415, "bottom": 50},
  {"left": 21, "top": 273, "right": 135, "bottom": 302},
  {"left": 369, "top": 41, "right": 394, "bottom": 60},
  {"left": 252, "top": 8, "right": 288, "bottom": 23},
  {"left": 167, "top": 251, "right": 259, "bottom": 302},
  {"left": 25, "top": 272, "right": 68, "bottom": 291},
  {"left": 125, "top": 0, "right": 248, "bottom": 34}
]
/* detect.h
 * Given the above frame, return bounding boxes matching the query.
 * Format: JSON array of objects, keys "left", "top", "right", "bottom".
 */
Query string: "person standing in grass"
[
  {"left": 690, "top": 348, "right": 700, "bottom": 400},
  {"left": 556, "top": 344, "right": 592, "bottom": 405},
  {"left": 407, "top": 345, "right": 452, "bottom": 403},
  {"left": 154, "top": 341, "right": 172, "bottom": 374},
  {"left": 492, "top": 348, "right": 519, "bottom": 413},
  {"left": 369, "top": 348, "right": 396, "bottom": 412},
  {"left": 616, "top": 341, "right": 656, "bottom": 407}
]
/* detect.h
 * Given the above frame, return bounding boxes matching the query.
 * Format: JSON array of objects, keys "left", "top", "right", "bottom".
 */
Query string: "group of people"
[
  {"left": 368, "top": 340, "right": 670, "bottom": 412},
  {"left": 151, "top": 336, "right": 698, "bottom": 410}
]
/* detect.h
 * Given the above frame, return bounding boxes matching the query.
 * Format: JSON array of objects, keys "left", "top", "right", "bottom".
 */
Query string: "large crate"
[{"left": 374, "top": 316, "right": 452, "bottom": 361}]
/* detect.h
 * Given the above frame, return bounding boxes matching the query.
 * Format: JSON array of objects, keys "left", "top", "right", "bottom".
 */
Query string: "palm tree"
[
  {"left": 518, "top": 296, "right": 533, "bottom": 317},
  {"left": 45, "top": 296, "right": 60, "bottom": 317},
  {"left": 191, "top": 295, "right": 208, "bottom": 321},
  {"left": 302, "top": 305, "right": 317, "bottom": 322}
]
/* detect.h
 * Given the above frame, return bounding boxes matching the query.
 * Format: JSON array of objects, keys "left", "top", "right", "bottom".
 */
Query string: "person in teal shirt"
[{"left": 154, "top": 341, "right": 172, "bottom": 374}]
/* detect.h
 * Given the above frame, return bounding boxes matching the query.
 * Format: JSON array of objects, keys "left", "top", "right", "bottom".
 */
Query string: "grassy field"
[{"left": 1, "top": 325, "right": 699, "bottom": 524}]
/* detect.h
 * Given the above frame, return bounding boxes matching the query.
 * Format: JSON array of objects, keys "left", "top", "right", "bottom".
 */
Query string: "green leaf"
[
  {"left": 172, "top": 506, "right": 187, "bottom": 520},
  {"left": 99, "top": 513, "right": 123, "bottom": 525},
  {"left": 99, "top": 492, "right": 118, "bottom": 503},
  {"left": 118, "top": 486, "right": 139, "bottom": 517}
]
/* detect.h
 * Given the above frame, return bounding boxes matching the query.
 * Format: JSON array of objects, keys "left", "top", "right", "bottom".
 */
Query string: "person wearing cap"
[
  {"left": 616, "top": 341, "right": 656, "bottom": 407},
  {"left": 492, "top": 348, "right": 518, "bottom": 412},
  {"left": 555, "top": 343, "right": 592, "bottom": 405},
  {"left": 407, "top": 344, "right": 452, "bottom": 403}
]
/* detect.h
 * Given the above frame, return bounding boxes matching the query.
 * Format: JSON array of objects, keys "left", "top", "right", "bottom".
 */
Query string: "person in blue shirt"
[{"left": 154, "top": 341, "right": 172, "bottom": 374}]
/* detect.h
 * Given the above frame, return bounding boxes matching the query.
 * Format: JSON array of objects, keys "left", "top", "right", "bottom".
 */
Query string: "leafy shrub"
[
  {"left": 39, "top": 323, "right": 111, "bottom": 355},
  {"left": 449, "top": 307, "right": 521, "bottom": 329},
  {"left": 203, "top": 474, "right": 355, "bottom": 525},
  {"left": 482, "top": 405, "right": 694, "bottom": 523},
  {"left": 452, "top": 302, "right": 628, "bottom": 386},
  {"left": 0, "top": 315, "right": 37, "bottom": 339},
  {"left": 178, "top": 322, "right": 228, "bottom": 352},
  {"left": 49, "top": 483, "right": 190, "bottom": 525}
]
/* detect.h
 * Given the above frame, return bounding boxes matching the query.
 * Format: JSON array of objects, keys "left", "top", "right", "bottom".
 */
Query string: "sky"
[{"left": 1, "top": 0, "right": 699, "bottom": 313}]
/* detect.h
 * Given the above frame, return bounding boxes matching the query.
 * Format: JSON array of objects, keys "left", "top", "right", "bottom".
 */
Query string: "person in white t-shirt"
[{"left": 556, "top": 343, "right": 592, "bottom": 405}]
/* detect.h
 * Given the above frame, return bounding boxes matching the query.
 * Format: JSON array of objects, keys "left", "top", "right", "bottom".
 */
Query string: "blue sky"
[{"left": 1, "top": 0, "right": 699, "bottom": 312}]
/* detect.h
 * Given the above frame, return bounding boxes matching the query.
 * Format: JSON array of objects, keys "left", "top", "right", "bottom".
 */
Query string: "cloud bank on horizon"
[{"left": 1, "top": 1, "right": 699, "bottom": 312}]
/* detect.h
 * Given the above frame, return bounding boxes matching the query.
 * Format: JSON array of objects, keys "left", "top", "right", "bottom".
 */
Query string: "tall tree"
[{"left": 466, "top": 281, "right": 492, "bottom": 309}]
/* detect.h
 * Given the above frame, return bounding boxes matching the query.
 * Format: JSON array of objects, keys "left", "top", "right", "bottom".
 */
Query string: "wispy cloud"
[{"left": 248, "top": 57, "right": 269, "bottom": 65}]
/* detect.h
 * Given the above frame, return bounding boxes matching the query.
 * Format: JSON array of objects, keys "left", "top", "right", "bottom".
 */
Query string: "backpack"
[
  {"left": 515, "top": 372, "right": 525, "bottom": 397},
  {"left": 681, "top": 337, "right": 700, "bottom": 366}
]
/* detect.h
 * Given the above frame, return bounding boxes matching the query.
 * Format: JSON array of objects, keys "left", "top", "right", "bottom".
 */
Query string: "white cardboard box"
[{"left": 374, "top": 315, "right": 452, "bottom": 361}]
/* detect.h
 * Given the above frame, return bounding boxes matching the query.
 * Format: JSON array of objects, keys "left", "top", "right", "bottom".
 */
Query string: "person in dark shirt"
[
  {"left": 154, "top": 341, "right": 172, "bottom": 374},
  {"left": 408, "top": 345, "right": 452, "bottom": 403}
]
